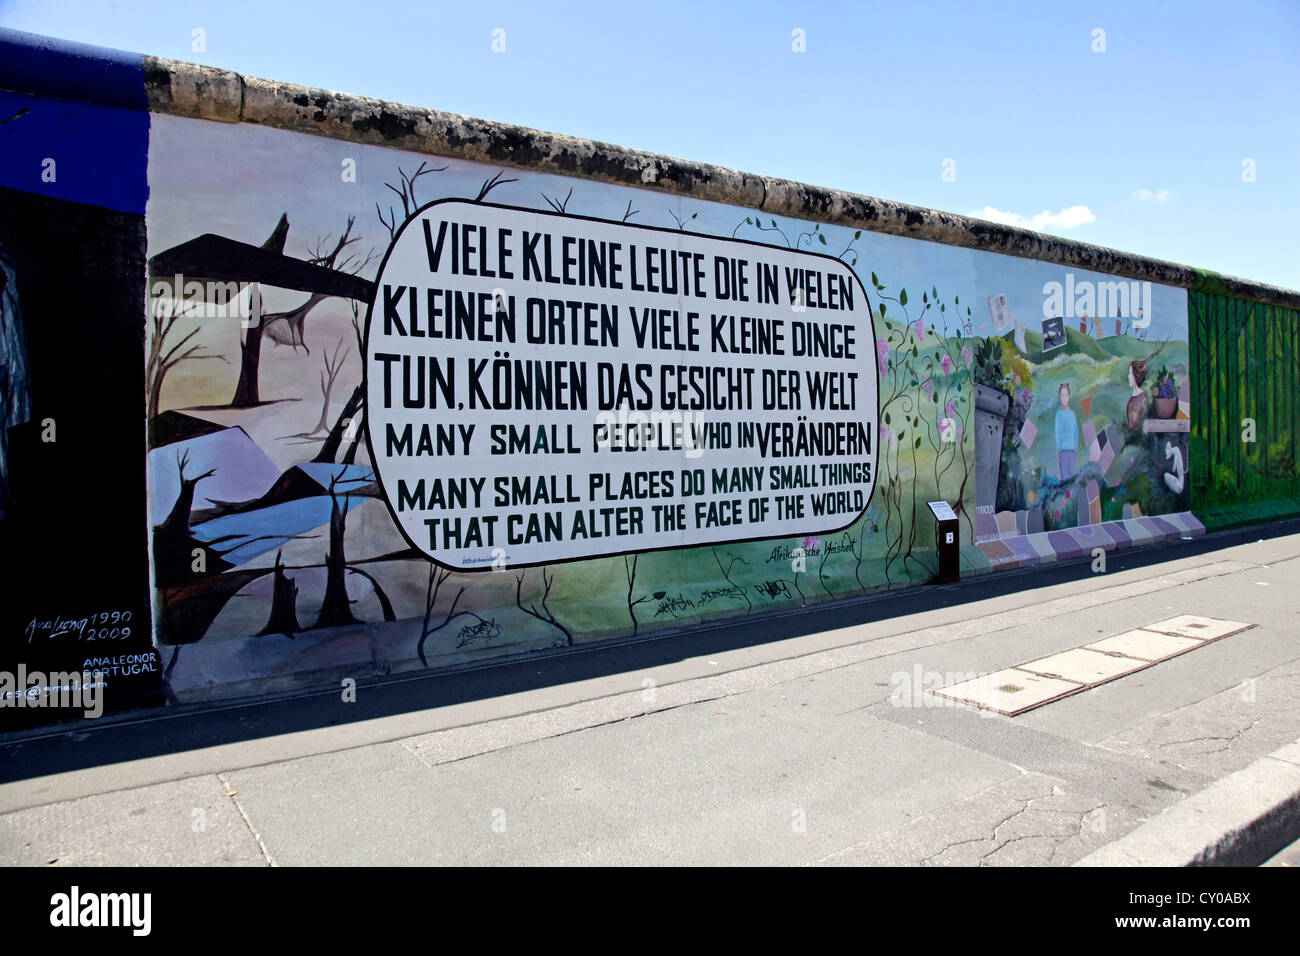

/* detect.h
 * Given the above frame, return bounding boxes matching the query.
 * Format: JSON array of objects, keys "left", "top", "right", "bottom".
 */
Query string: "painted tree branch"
[
  {"left": 625, "top": 554, "right": 650, "bottom": 638},
  {"left": 515, "top": 567, "right": 572, "bottom": 646}
]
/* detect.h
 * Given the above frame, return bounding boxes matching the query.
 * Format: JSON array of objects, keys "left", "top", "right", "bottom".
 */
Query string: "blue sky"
[{"left": 4, "top": 0, "right": 1297, "bottom": 291}]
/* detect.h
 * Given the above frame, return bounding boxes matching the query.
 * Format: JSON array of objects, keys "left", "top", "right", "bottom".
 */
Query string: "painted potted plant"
[{"left": 1153, "top": 366, "right": 1178, "bottom": 419}]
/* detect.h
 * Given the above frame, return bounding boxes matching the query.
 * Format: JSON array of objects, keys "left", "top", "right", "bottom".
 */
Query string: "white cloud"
[
  {"left": 969, "top": 204, "right": 1097, "bottom": 232},
  {"left": 1132, "top": 188, "right": 1171, "bottom": 202}
]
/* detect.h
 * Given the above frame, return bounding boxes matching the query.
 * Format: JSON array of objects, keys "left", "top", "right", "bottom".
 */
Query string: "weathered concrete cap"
[
  {"left": 3, "top": 45, "right": 1275, "bottom": 310},
  {"left": 144, "top": 55, "right": 242, "bottom": 123}
]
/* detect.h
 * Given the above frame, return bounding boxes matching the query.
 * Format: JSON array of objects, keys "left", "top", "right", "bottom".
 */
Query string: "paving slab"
[
  {"left": 225, "top": 690, "right": 1017, "bottom": 866},
  {"left": 1019, "top": 648, "right": 1151, "bottom": 686},
  {"left": 0, "top": 774, "right": 265, "bottom": 866},
  {"left": 1141, "top": 615, "right": 1253, "bottom": 641},
  {"left": 930, "top": 668, "right": 1083, "bottom": 716},
  {"left": 1085, "top": 629, "right": 1202, "bottom": 662}
]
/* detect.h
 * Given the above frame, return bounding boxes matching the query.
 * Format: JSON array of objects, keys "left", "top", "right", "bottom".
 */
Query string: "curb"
[{"left": 1074, "top": 737, "right": 1300, "bottom": 867}]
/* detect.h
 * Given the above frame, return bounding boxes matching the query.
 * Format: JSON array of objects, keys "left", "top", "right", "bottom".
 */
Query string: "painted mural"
[
  {"left": 143, "top": 115, "right": 1196, "bottom": 698},
  {"left": 971, "top": 278, "right": 1193, "bottom": 549},
  {"left": 1188, "top": 291, "right": 1300, "bottom": 515}
]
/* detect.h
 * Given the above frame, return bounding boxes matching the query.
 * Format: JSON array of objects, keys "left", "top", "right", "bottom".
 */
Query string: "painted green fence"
[{"left": 1189, "top": 290, "right": 1300, "bottom": 523}]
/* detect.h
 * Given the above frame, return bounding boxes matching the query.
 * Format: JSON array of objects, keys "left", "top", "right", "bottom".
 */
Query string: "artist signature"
[
  {"left": 753, "top": 580, "right": 794, "bottom": 600},
  {"left": 697, "top": 585, "right": 747, "bottom": 606},
  {"left": 24, "top": 610, "right": 135, "bottom": 645},
  {"left": 455, "top": 618, "right": 502, "bottom": 648},
  {"left": 654, "top": 594, "right": 696, "bottom": 618}
]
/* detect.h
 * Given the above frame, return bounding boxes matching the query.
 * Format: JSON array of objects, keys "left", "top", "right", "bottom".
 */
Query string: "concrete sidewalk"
[{"left": 3, "top": 530, "right": 1300, "bottom": 866}]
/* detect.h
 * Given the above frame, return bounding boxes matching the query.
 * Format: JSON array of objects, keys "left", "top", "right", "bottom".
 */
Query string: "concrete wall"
[{"left": 1, "top": 28, "right": 1297, "bottom": 724}]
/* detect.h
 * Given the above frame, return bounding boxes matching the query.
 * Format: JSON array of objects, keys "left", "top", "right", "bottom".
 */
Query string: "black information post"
[{"left": 927, "top": 500, "right": 960, "bottom": 585}]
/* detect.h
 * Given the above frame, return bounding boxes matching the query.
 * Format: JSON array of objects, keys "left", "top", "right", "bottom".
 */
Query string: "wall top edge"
[
  {"left": 0, "top": 27, "right": 147, "bottom": 111},
  {"left": 1, "top": 29, "right": 1295, "bottom": 310}
]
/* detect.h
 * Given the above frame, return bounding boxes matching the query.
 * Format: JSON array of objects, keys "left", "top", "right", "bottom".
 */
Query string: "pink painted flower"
[
  {"left": 1065, "top": 490, "right": 1071, "bottom": 499},
  {"left": 882, "top": 427, "right": 896, "bottom": 446},
  {"left": 956, "top": 423, "right": 964, "bottom": 443},
  {"left": 941, "top": 354, "right": 952, "bottom": 375},
  {"left": 961, "top": 345, "right": 972, "bottom": 368},
  {"left": 913, "top": 319, "right": 925, "bottom": 340},
  {"left": 803, "top": 535, "right": 820, "bottom": 551},
  {"left": 921, "top": 376, "right": 933, "bottom": 398},
  {"left": 876, "top": 338, "right": 889, "bottom": 373},
  {"left": 1054, "top": 509, "right": 1061, "bottom": 519},
  {"left": 946, "top": 400, "right": 956, "bottom": 419}
]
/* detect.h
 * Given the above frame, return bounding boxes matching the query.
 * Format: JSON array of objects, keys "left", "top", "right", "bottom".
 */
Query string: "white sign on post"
[{"left": 927, "top": 500, "right": 957, "bottom": 523}]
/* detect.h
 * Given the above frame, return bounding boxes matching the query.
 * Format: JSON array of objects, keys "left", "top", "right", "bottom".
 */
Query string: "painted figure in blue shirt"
[{"left": 1055, "top": 382, "right": 1078, "bottom": 481}]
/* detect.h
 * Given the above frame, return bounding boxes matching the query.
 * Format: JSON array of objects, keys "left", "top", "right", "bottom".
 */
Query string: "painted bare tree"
[
  {"left": 259, "top": 550, "right": 301, "bottom": 637},
  {"left": 313, "top": 472, "right": 360, "bottom": 628},
  {"left": 711, "top": 547, "right": 752, "bottom": 614},
  {"left": 231, "top": 215, "right": 373, "bottom": 407},
  {"left": 299, "top": 337, "right": 349, "bottom": 436},
  {"left": 416, "top": 565, "right": 497, "bottom": 665},
  {"left": 375, "top": 162, "right": 445, "bottom": 240},
  {"left": 515, "top": 567, "right": 572, "bottom": 647},
  {"left": 146, "top": 292, "right": 227, "bottom": 421},
  {"left": 624, "top": 554, "right": 650, "bottom": 638},
  {"left": 161, "top": 449, "right": 215, "bottom": 533}
]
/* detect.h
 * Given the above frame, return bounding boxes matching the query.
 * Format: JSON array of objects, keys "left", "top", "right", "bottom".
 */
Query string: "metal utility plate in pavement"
[
  {"left": 1018, "top": 647, "right": 1152, "bottom": 685},
  {"left": 930, "top": 668, "right": 1083, "bottom": 716},
  {"left": 932, "top": 616, "right": 1256, "bottom": 717},
  {"left": 1084, "top": 629, "right": 1202, "bottom": 662},
  {"left": 1139, "top": 615, "right": 1255, "bottom": 641}
]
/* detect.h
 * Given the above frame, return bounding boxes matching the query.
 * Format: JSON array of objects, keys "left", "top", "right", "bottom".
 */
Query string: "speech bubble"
[{"left": 365, "top": 199, "right": 879, "bottom": 571}]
